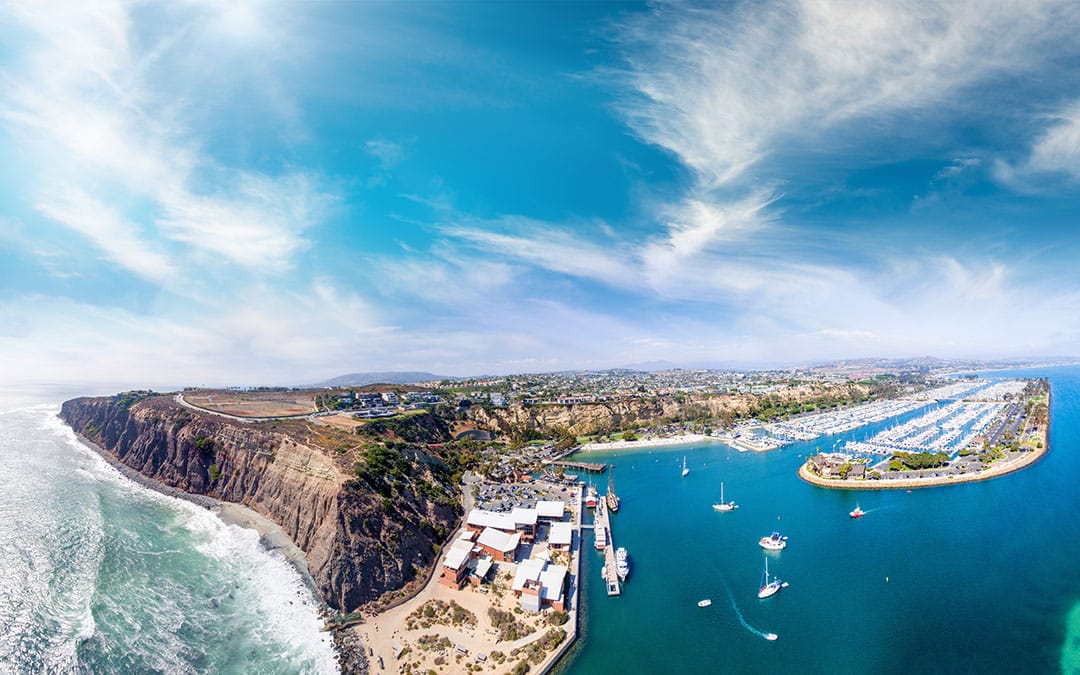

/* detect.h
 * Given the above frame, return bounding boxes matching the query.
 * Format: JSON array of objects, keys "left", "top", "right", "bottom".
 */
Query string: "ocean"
[
  {"left": 563, "top": 366, "right": 1080, "bottom": 674},
  {"left": 0, "top": 393, "right": 337, "bottom": 674}
]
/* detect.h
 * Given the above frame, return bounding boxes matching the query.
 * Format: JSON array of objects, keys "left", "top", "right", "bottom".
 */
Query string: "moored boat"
[
  {"left": 759, "top": 531, "right": 788, "bottom": 551},
  {"left": 606, "top": 466, "right": 620, "bottom": 512},
  {"left": 757, "top": 557, "right": 786, "bottom": 599},
  {"left": 712, "top": 482, "right": 738, "bottom": 511},
  {"left": 615, "top": 547, "right": 630, "bottom": 581},
  {"left": 697, "top": 599, "right": 712, "bottom": 607},
  {"left": 585, "top": 484, "right": 598, "bottom": 509}
]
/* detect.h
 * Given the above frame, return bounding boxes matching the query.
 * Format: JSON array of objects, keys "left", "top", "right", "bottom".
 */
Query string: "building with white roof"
[
  {"left": 536, "top": 500, "right": 565, "bottom": 521},
  {"left": 440, "top": 530, "right": 478, "bottom": 589},
  {"left": 512, "top": 558, "right": 569, "bottom": 612},
  {"left": 466, "top": 509, "right": 517, "bottom": 533},
  {"left": 511, "top": 507, "right": 538, "bottom": 542},
  {"left": 476, "top": 527, "right": 521, "bottom": 562},
  {"left": 548, "top": 521, "right": 573, "bottom": 552}
]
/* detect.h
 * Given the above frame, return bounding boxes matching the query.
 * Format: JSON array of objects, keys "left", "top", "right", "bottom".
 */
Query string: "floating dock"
[{"left": 593, "top": 498, "right": 620, "bottom": 596}]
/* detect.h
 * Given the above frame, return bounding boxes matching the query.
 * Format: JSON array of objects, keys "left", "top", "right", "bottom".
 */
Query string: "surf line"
[{"left": 726, "top": 586, "right": 778, "bottom": 641}]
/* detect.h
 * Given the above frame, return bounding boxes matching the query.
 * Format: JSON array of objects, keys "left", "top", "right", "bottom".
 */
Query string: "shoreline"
[
  {"left": 576, "top": 433, "right": 718, "bottom": 452},
  {"left": 69, "top": 429, "right": 319, "bottom": 598},
  {"left": 797, "top": 442, "right": 1050, "bottom": 490}
]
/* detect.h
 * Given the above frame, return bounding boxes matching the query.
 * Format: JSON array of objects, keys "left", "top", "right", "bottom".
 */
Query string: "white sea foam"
[{"left": 1, "top": 405, "right": 338, "bottom": 674}]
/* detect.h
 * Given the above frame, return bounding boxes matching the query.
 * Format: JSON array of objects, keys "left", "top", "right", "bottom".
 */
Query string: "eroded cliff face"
[
  {"left": 467, "top": 394, "right": 757, "bottom": 436},
  {"left": 60, "top": 394, "right": 459, "bottom": 612}
]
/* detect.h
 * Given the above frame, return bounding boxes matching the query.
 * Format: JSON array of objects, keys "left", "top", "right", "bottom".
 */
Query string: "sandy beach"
[
  {"left": 578, "top": 433, "right": 716, "bottom": 452},
  {"left": 797, "top": 442, "right": 1050, "bottom": 490}
]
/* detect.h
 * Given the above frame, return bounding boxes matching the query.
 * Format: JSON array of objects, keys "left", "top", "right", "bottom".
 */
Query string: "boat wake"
[{"left": 726, "top": 587, "right": 778, "bottom": 641}]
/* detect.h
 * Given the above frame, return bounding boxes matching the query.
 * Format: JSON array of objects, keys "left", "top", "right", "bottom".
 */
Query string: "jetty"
[
  {"left": 593, "top": 498, "right": 620, "bottom": 596},
  {"left": 550, "top": 460, "right": 607, "bottom": 473}
]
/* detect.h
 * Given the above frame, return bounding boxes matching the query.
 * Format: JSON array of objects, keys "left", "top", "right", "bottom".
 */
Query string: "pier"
[
  {"left": 550, "top": 460, "right": 607, "bottom": 473},
  {"left": 593, "top": 498, "right": 620, "bottom": 596}
]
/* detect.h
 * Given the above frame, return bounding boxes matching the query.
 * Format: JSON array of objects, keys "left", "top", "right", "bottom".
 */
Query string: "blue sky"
[{"left": 5, "top": 1, "right": 1080, "bottom": 386}]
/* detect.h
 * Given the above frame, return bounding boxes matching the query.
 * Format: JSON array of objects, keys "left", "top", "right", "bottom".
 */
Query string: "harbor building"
[
  {"left": 511, "top": 558, "right": 569, "bottom": 612},
  {"left": 439, "top": 531, "right": 479, "bottom": 589},
  {"left": 549, "top": 522, "right": 573, "bottom": 553},
  {"left": 536, "top": 500, "right": 566, "bottom": 523},
  {"left": 476, "top": 527, "right": 521, "bottom": 562}
]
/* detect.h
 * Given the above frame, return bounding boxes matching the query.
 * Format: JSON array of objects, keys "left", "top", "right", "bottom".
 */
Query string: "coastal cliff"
[
  {"left": 465, "top": 382, "right": 883, "bottom": 437},
  {"left": 60, "top": 394, "right": 461, "bottom": 613},
  {"left": 466, "top": 394, "right": 752, "bottom": 436}
]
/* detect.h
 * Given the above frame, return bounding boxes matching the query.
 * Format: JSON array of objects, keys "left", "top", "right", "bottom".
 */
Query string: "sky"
[{"left": 5, "top": 1, "right": 1080, "bottom": 387}]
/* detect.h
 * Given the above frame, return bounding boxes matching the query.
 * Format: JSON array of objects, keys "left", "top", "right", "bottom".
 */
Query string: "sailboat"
[
  {"left": 681, "top": 456, "right": 689, "bottom": 477},
  {"left": 757, "top": 557, "right": 788, "bottom": 599},
  {"left": 712, "top": 482, "right": 738, "bottom": 511},
  {"left": 606, "top": 465, "right": 620, "bottom": 512}
]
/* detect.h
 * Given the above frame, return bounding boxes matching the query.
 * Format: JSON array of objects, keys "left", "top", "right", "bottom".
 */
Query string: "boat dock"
[
  {"left": 550, "top": 460, "right": 607, "bottom": 473},
  {"left": 593, "top": 498, "right": 620, "bottom": 596}
]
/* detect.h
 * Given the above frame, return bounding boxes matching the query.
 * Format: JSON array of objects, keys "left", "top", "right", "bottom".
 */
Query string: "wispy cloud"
[
  {"left": 614, "top": 0, "right": 1079, "bottom": 189},
  {"left": 443, "top": 216, "right": 640, "bottom": 289},
  {"left": 34, "top": 186, "right": 176, "bottom": 283},
  {"left": 0, "top": 1, "right": 333, "bottom": 276},
  {"left": 364, "top": 138, "right": 408, "bottom": 169},
  {"left": 996, "top": 101, "right": 1080, "bottom": 187}
]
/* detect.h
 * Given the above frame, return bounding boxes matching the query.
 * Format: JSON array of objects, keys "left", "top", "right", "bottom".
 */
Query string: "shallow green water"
[{"left": 564, "top": 367, "right": 1080, "bottom": 674}]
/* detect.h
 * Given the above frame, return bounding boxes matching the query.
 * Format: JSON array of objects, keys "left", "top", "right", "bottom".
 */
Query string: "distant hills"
[{"left": 313, "top": 372, "right": 445, "bottom": 388}]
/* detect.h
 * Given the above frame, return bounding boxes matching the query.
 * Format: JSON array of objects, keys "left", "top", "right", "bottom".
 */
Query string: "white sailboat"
[
  {"left": 681, "top": 456, "right": 689, "bottom": 477},
  {"left": 757, "top": 557, "right": 787, "bottom": 599},
  {"left": 712, "top": 482, "right": 738, "bottom": 511}
]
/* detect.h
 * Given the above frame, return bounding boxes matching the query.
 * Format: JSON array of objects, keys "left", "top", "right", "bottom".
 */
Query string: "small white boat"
[
  {"left": 681, "top": 456, "right": 689, "bottom": 477},
  {"left": 616, "top": 547, "right": 631, "bottom": 581},
  {"left": 697, "top": 599, "right": 712, "bottom": 607},
  {"left": 758, "top": 557, "right": 785, "bottom": 599},
  {"left": 849, "top": 505, "right": 865, "bottom": 519},
  {"left": 712, "top": 482, "right": 738, "bottom": 511},
  {"left": 759, "top": 531, "right": 788, "bottom": 551},
  {"left": 764, "top": 633, "right": 778, "bottom": 641}
]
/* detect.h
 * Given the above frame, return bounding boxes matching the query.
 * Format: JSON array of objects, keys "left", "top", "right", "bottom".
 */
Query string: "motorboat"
[{"left": 759, "top": 531, "right": 788, "bottom": 551}]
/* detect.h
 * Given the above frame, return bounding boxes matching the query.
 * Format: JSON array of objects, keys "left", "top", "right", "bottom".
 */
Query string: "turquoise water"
[
  {"left": 0, "top": 399, "right": 337, "bottom": 674},
  {"left": 564, "top": 367, "right": 1080, "bottom": 674}
]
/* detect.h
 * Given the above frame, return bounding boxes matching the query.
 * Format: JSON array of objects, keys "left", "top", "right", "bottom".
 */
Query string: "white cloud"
[
  {"left": 999, "top": 102, "right": 1080, "bottom": 184},
  {"left": 0, "top": 1, "right": 332, "bottom": 276},
  {"left": 156, "top": 174, "right": 330, "bottom": 270},
  {"left": 615, "top": 0, "right": 1077, "bottom": 188},
  {"left": 364, "top": 138, "right": 408, "bottom": 168},
  {"left": 34, "top": 186, "right": 176, "bottom": 283},
  {"left": 442, "top": 217, "right": 640, "bottom": 289}
]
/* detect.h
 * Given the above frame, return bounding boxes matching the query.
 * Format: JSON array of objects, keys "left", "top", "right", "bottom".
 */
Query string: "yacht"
[
  {"left": 759, "top": 531, "right": 788, "bottom": 551},
  {"left": 681, "top": 456, "right": 689, "bottom": 477},
  {"left": 849, "top": 504, "right": 865, "bottom": 519},
  {"left": 615, "top": 547, "right": 630, "bottom": 581}
]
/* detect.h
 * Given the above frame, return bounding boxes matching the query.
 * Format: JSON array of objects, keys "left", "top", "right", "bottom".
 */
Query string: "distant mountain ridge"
[{"left": 313, "top": 371, "right": 446, "bottom": 387}]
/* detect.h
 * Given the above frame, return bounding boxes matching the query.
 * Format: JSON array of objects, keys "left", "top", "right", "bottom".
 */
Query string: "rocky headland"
[{"left": 60, "top": 393, "right": 467, "bottom": 671}]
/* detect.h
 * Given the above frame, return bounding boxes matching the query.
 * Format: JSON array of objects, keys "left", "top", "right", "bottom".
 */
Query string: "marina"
[{"left": 567, "top": 366, "right": 1080, "bottom": 674}]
